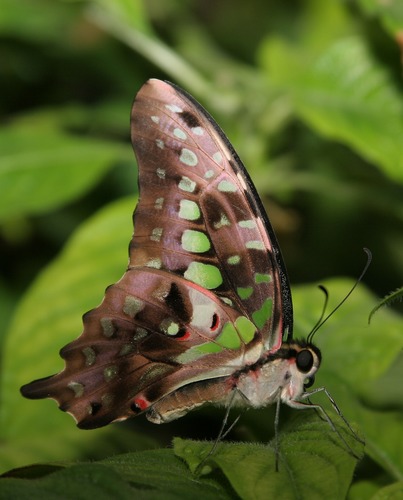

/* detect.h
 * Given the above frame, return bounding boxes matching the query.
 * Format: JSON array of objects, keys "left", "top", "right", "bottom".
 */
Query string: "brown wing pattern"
[
  {"left": 21, "top": 79, "right": 292, "bottom": 428},
  {"left": 131, "top": 80, "right": 292, "bottom": 350}
]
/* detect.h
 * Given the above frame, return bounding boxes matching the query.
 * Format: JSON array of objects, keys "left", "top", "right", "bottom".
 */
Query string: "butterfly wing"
[
  {"left": 21, "top": 79, "right": 292, "bottom": 428},
  {"left": 130, "top": 80, "right": 293, "bottom": 350}
]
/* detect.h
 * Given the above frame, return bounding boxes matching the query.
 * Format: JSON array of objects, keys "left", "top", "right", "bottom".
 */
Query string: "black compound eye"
[
  {"left": 296, "top": 349, "right": 314, "bottom": 373},
  {"left": 304, "top": 375, "right": 315, "bottom": 389}
]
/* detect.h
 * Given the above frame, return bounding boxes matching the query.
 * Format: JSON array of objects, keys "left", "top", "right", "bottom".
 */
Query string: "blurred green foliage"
[{"left": 1, "top": 0, "right": 403, "bottom": 498}]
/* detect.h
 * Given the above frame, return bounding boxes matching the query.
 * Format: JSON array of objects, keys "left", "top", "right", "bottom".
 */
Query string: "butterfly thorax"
[{"left": 232, "top": 340, "right": 321, "bottom": 409}]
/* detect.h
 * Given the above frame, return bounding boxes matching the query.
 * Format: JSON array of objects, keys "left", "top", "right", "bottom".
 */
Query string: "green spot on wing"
[
  {"left": 184, "top": 262, "right": 223, "bottom": 289},
  {"left": 255, "top": 273, "right": 271, "bottom": 284},
  {"left": 246, "top": 240, "right": 265, "bottom": 250},
  {"left": 237, "top": 286, "right": 253, "bottom": 299},
  {"left": 216, "top": 322, "right": 241, "bottom": 349},
  {"left": 238, "top": 220, "right": 256, "bottom": 229},
  {"left": 179, "top": 176, "right": 196, "bottom": 192},
  {"left": 196, "top": 342, "right": 224, "bottom": 354},
  {"left": 180, "top": 148, "right": 198, "bottom": 166},
  {"left": 181, "top": 230, "right": 210, "bottom": 253},
  {"left": 218, "top": 180, "right": 237, "bottom": 192},
  {"left": 179, "top": 200, "right": 200, "bottom": 221},
  {"left": 235, "top": 316, "right": 256, "bottom": 343},
  {"left": 252, "top": 298, "right": 273, "bottom": 329},
  {"left": 227, "top": 255, "right": 240, "bottom": 265}
]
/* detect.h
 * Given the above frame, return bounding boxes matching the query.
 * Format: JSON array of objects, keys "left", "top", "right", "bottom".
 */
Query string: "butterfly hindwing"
[{"left": 25, "top": 268, "right": 257, "bottom": 428}]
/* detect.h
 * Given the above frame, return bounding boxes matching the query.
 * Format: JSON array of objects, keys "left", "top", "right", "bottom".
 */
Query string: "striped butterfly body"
[{"left": 21, "top": 79, "right": 322, "bottom": 430}]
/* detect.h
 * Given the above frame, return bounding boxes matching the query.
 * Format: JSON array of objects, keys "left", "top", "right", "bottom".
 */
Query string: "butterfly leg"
[
  {"left": 287, "top": 389, "right": 363, "bottom": 459},
  {"left": 274, "top": 390, "right": 282, "bottom": 472},
  {"left": 195, "top": 389, "right": 241, "bottom": 476},
  {"left": 300, "top": 386, "right": 364, "bottom": 445}
]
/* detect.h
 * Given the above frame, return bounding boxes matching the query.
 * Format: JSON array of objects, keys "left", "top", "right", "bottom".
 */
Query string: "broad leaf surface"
[
  {"left": 0, "top": 198, "right": 138, "bottom": 472},
  {"left": 0, "top": 115, "right": 130, "bottom": 220},
  {"left": 356, "top": 0, "right": 403, "bottom": 35},
  {"left": 1, "top": 198, "right": 403, "bottom": 477},
  {"left": 262, "top": 36, "right": 403, "bottom": 182},
  {"left": 175, "top": 414, "right": 363, "bottom": 500},
  {"left": 0, "top": 451, "right": 231, "bottom": 500}
]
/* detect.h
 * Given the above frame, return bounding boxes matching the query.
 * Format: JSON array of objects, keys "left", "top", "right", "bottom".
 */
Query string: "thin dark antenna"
[
  {"left": 307, "top": 285, "right": 329, "bottom": 342},
  {"left": 307, "top": 248, "right": 372, "bottom": 343}
]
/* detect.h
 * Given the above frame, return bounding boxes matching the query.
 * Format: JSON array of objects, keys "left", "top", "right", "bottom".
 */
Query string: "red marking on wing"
[
  {"left": 177, "top": 330, "right": 191, "bottom": 341},
  {"left": 133, "top": 397, "right": 149, "bottom": 411}
]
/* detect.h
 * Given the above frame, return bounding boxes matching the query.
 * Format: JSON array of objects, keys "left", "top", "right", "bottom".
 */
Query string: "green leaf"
[
  {"left": 175, "top": 414, "right": 363, "bottom": 500},
  {"left": 293, "top": 279, "right": 403, "bottom": 479},
  {"left": 369, "top": 286, "right": 403, "bottom": 324},
  {"left": 88, "top": 0, "right": 153, "bottom": 35},
  {"left": 86, "top": 0, "right": 209, "bottom": 97},
  {"left": 0, "top": 0, "right": 80, "bottom": 42},
  {"left": 0, "top": 114, "right": 129, "bottom": 220},
  {"left": 370, "top": 481, "right": 403, "bottom": 500},
  {"left": 0, "top": 463, "right": 138, "bottom": 500},
  {"left": 0, "top": 197, "right": 142, "bottom": 472},
  {"left": 101, "top": 450, "right": 231, "bottom": 499},
  {"left": 356, "top": 0, "right": 403, "bottom": 36},
  {"left": 0, "top": 451, "right": 231, "bottom": 500},
  {"left": 263, "top": 36, "right": 403, "bottom": 182}
]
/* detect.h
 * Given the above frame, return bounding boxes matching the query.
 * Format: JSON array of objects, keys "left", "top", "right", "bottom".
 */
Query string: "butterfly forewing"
[
  {"left": 21, "top": 79, "right": 293, "bottom": 429},
  {"left": 131, "top": 79, "right": 292, "bottom": 352}
]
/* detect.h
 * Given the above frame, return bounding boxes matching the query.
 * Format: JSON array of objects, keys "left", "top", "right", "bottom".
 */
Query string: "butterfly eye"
[
  {"left": 296, "top": 349, "right": 314, "bottom": 373},
  {"left": 304, "top": 375, "right": 315, "bottom": 389}
]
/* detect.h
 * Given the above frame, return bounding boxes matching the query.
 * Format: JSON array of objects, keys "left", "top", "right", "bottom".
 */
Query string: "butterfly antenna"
[
  {"left": 306, "top": 285, "right": 329, "bottom": 343},
  {"left": 307, "top": 248, "right": 372, "bottom": 343}
]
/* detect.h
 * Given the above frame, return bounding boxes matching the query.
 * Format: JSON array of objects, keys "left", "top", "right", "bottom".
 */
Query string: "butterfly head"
[{"left": 276, "top": 340, "right": 322, "bottom": 404}]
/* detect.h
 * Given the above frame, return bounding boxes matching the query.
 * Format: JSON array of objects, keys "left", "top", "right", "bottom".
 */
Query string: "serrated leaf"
[
  {"left": 0, "top": 451, "right": 231, "bottom": 500},
  {"left": 175, "top": 414, "right": 363, "bottom": 500},
  {"left": 101, "top": 450, "right": 231, "bottom": 499},
  {"left": 368, "top": 287, "right": 403, "bottom": 324},
  {"left": 0, "top": 463, "right": 135, "bottom": 500}
]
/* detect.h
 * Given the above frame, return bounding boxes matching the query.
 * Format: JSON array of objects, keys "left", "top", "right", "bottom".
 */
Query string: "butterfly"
[{"left": 21, "top": 79, "right": 326, "bottom": 432}]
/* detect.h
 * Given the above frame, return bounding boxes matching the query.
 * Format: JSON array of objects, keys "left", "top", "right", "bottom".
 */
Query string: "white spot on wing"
[
  {"left": 238, "top": 220, "right": 256, "bottom": 229},
  {"left": 188, "top": 288, "right": 217, "bottom": 331},
  {"left": 165, "top": 104, "right": 183, "bottom": 113},
  {"left": 179, "top": 148, "right": 198, "bottom": 167},
  {"left": 155, "top": 197, "right": 164, "bottom": 209},
  {"left": 145, "top": 258, "right": 162, "bottom": 269},
  {"left": 179, "top": 176, "right": 196, "bottom": 192},
  {"left": 150, "top": 227, "right": 163, "bottom": 242},
  {"left": 213, "top": 152, "right": 223, "bottom": 163},
  {"left": 174, "top": 128, "right": 187, "bottom": 140},
  {"left": 245, "top": 240, "right": 265, "bottom": 250}
]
